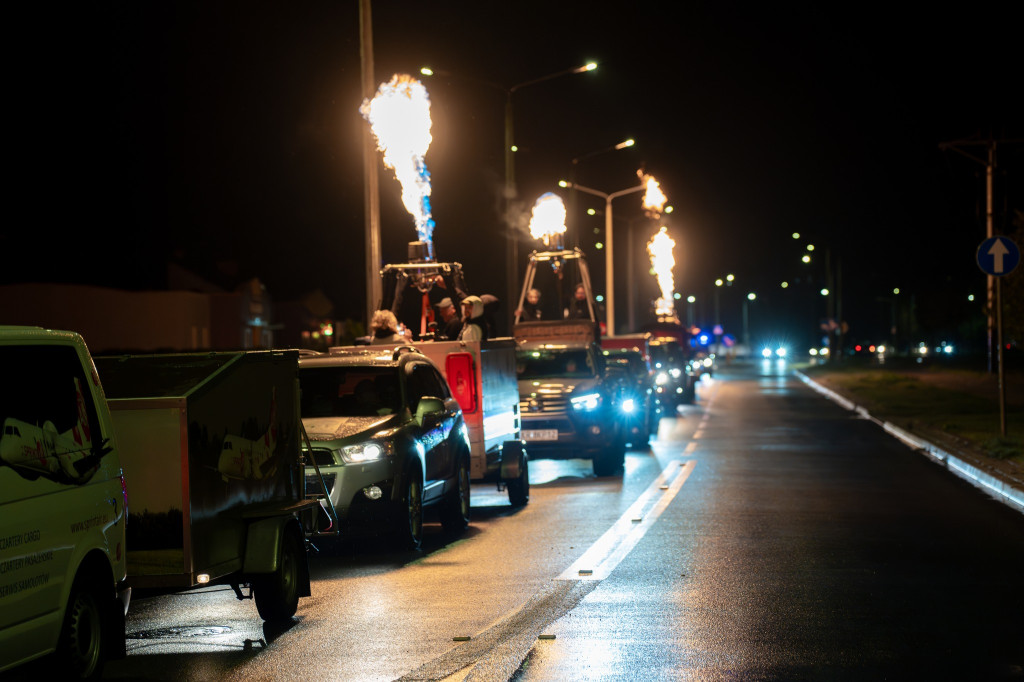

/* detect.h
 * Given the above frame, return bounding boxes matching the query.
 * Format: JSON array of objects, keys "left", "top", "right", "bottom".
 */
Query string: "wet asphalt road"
[{"left": 19, "top": 359, "right": 1022, "bottom": 681}]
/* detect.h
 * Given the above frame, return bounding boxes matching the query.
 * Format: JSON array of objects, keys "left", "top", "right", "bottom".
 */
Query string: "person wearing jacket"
[
  {"left": 458, "top": 296, "right": 489, "bottom": 342},
  {"left": 369, "top": 310, "right": 408, "bottom": 345}
]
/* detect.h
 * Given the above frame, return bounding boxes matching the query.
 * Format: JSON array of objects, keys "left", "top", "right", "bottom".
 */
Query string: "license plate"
[{"left": 522, "top": 429, "right": 558, "bottom": 441}]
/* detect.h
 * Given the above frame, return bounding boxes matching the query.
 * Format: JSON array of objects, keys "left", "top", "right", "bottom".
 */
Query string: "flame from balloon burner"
[
  {"left": 647, "top": 226, "right": 677, "bottom": 318},
  {"left": 360, "top": 74, "right": 435, "bottom": 257},
  {"left": 529, "top": 192, "right": 567, "bottom": 249},
  {"left": 641, "top": 174, "right": 666, "bottom": 217}
]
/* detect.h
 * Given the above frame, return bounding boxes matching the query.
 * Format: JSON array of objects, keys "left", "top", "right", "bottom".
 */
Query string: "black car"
[
  {"left": 299, "top": 346, "right": 470, "bottom": 550},
  {"left": 516, "top": 341, "right": 627, "bottom": 476},
  {"left": 649, "top": 338, "right": 696, "bottom": 410},
  {"left": 602, "top": 347, "right": 660, "bottom": 446}
]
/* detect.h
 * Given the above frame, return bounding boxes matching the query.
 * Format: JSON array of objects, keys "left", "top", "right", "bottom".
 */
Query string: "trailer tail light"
[{"left": 446, "top": 352, "right": 478, "bottom": 414}]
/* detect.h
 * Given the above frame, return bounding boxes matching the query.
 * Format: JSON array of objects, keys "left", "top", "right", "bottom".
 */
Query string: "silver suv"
[{"left": 299, "top": 346, "right": 470, "bottom": 550}]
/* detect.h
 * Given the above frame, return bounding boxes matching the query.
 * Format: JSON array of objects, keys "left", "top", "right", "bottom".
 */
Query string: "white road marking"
[{"left": 557, "top": 458, "right": 696, "bottom": 581}]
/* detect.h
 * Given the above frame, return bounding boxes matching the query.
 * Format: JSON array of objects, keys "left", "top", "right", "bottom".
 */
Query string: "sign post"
[{"left": 976, "top": 236, "right": 1021, "bottom": 436}]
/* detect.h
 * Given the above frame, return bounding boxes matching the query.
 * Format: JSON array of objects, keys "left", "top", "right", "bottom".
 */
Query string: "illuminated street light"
[{"left": 558, "top": 177, "right": 647, "bottom": 336}]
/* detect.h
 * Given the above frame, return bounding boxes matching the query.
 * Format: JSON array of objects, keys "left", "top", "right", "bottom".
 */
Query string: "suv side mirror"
[{"left": 415, "top": 396, "right": 445, "bottom": 427}]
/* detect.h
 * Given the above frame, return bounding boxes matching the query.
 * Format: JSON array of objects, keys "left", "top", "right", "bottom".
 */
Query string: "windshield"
[
  {"left": 649, "top": 344, "right": 685, "bottom": 368},
  {"left": 516, "top": 349, "right": 595, "bottom": 379},
  {"left": 299, "top": 366, "right": 401, "bottom": 417}
]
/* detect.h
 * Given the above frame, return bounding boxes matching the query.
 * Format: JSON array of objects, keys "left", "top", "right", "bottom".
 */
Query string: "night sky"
[{"left": 8, "top": 2, "right": 1021, "bottom": 348}]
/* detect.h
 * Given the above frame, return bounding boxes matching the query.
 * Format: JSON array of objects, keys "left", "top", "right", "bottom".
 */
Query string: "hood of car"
[
  {"left": 518, "top": 377, "right": 600, "bottom": 395},
  {"left": 302, "top": 414, "right": 396, "bottom": 442}
]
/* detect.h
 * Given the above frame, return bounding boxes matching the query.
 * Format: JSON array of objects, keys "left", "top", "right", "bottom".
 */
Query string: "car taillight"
[{"left": 446, "top": 352, "right": 478, "bottom": 414}]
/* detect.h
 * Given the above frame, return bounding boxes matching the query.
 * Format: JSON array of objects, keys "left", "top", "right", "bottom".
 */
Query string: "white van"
[{"left": 0, "top": 326, "right": 129, "bottom": 678}]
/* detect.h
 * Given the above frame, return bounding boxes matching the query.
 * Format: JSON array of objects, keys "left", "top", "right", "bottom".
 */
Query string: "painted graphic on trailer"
[
  {"left": 96, "top": 352, "right": 301, "bottom": 579},
  {"left": 1, "top": 346, "right": 112, "bottom": 488}
]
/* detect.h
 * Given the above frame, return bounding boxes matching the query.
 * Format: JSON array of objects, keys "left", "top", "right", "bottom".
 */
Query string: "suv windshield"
[
  {"left": 300, "top": 366, "right": 401, "bottom": 417},
  {"left": 517, "top": 349, "right": 595, "bottom": 379}
]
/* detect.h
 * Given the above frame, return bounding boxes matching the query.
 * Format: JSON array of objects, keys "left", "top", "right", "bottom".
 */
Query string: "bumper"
[
  {"left": 305, "top": 459, "right": 401, "bottom": 525},
  {"left": 519, "top": 413, "right": 614, "bottom": 458}
]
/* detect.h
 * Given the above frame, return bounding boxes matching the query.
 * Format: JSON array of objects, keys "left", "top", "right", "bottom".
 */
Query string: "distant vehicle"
[
  {"left": 601, "top": 347, "right": 660, "bottom": 446},
  {"left": 1, "top": 326, "right": 129, "bottom": 678},
  {"left": 640, "top": 321, "right": 697, "bottom": 407},
  {"left": 299, "top": 345, "right": 471, "bottom": 550},
  {"left": 649, "top": 338, "right": 696, "bottom": 409},
  {"left": 516, "top": 334, "right": 627, "bottom": 476},
  {"left": 688, "top": 350, "right": 716, "bottom": 380}
]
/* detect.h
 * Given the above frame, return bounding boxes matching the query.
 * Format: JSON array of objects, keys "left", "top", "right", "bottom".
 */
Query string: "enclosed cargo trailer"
[{"left": 94, "top": 350, "right": 314, "bottom": 621}]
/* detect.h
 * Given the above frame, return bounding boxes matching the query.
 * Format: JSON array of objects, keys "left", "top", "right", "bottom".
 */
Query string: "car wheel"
[
  {"left": 393, "top": 463, "right": 423, "bottom": 550},
  {"left": 254, "top": 528, "right": 302, "bottom": 621},
  {"left": 439, "top": 453, "right": 471, "bottom": 532},
  {"left": 507, "top": 455, "right": 529, "bottom": 507},
  {"left": 59, "top": 575, "right": 108, "bottom": 679}
]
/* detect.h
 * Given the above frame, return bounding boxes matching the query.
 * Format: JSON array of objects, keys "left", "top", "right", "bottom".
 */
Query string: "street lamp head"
[
  {"left": 578, "top": 62, "right": 598, "bottom": 73},
  {"left": 715, "top": 278, "right": 724, "bottom": 287},
  {"left": 747, "top": 292, "right": 757, "bottom": 301},
  {"left": 615, "top": 138, "right": 635, "bottom": 150},
  {"left": 420, "top": 67, "right": 434, "bottom": 76},
  {"left": 558, "top": 180, "right": 570, "bottom": 188}
]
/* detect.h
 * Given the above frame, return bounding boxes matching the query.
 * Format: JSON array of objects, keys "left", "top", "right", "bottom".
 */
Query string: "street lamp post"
[
  {"left": 742, "top": 292, "right": 756, "bottom": 351},
  {"left": 420, "top": 62, "right": 597, "bottom": 329},
  {"left": 559, "top": 179, "right": 646, "bottom": 336},
  {"left": 504, "top": 64, "right": 597, "bottom": 322}
]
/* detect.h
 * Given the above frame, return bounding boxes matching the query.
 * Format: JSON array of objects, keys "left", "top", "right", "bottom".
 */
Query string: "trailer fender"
[
  {"left": 243, "top": 518, "right": 311, "bottom": 598},
  {"left": 499, "top": 440, "right": 527, "bottom": 480}
]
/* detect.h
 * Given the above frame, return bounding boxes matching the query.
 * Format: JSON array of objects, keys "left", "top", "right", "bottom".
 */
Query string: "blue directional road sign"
[{"left": 976, "top": 236, "right": 1020, "bottom": 277}]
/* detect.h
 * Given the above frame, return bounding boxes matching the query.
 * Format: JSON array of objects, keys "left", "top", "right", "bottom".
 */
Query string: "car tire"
[
  {"left": 393, "top": 462, "right": 424, "bottom": 550},
  {"left": 507, "top": 456, "right": 529, "bottom": 507},
  {"left": 439, "top": 453, "right": 471, "bottom": 532},
  {"left": 254, "top": 528, "right": 302, "bottom": 622},
  {"left": 59, "top": 573, "right": 109, "bottom": 679}
]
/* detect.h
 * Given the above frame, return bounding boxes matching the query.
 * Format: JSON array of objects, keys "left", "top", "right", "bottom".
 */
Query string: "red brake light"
[{"left": 446, "top": 352, "right": 478, "bottom": 414}]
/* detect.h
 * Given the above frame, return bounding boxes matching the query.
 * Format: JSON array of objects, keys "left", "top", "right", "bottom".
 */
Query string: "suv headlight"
[
  {"left": 341, "top": 440, "right": 395, "bottom": 464},
  {"left": 570, "top": 392, "right": 602, "bottom": 411}
]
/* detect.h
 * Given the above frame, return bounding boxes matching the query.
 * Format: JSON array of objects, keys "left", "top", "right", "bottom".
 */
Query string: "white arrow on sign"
[{"left": 988, "top": 238, "right": 1010, "bottom": 273}]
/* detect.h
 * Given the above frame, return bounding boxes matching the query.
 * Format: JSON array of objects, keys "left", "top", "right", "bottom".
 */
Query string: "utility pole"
[
  {"left": 360, "top": 0, "right": 382, "bottom": 326},
  {"left": 939, "top": 134, "right": 1022, "bottom": 372}
]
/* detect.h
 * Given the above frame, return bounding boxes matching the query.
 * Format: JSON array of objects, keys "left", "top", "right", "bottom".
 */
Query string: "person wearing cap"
[
  {"left": 458, "top": 296, "right": 488, "bottom": 342},
  {"left": 437, "top": 297, "right": 463, "bottom": 340}
]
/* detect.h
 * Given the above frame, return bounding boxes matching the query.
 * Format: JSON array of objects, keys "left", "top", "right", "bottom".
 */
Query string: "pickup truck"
[{"left": 513, "top": 321, "right": 628, "bottom": 476}]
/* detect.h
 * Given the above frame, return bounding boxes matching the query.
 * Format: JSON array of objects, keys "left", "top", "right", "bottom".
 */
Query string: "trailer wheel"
[
  {"left": 392, "top": 462, "right": 423, "bottom": 550},
  {"left": 507, "top": 456, "right": 529, "bottom": 507},
  {"left": 59, "top": 573, "right": 108, "bottom": 679},
  {"left": 439, "top": 452, "right": 471, "bottom": 532},
  {"left": 255, "top": 529, "right": 301, "bottom": 621}
]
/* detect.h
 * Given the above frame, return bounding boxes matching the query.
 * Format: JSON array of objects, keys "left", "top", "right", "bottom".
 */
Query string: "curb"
[{"left": 795, "top": 371, "right": 1024, "bottom": 514}]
